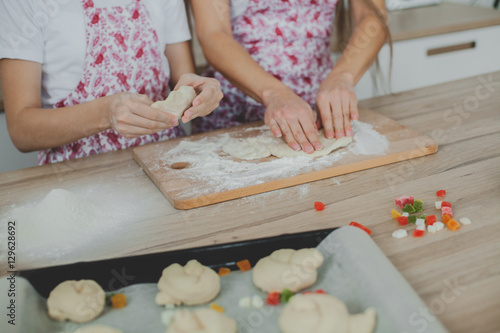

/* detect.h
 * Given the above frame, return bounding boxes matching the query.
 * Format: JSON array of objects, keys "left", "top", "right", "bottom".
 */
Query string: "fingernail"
[
  {"left": 274, "top": 131, "right": 282, "bottom": 138},
  {"left": 303, "top": 145, "right": 313, "bottom": 154},
  {"left": 337, "top": 132, "right": 345, "bottom": 138},
  {"left": 346, "top": 129, "right": 353, "bottom": 137},
  {"left": 292, "top": 143, "right": 301, "bottom": 151},
  {"left": 326, "top": 131, "right": 334, "bottom": 139},
  {"left": 313, "top": 142, "right": 322, "bottom": 150}
]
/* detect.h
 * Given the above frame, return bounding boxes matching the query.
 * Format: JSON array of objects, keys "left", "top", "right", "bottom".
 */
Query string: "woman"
[
  {"left": 191, "top": 0, "right": 390, "bottom": 154},
  {"left": 0, "top": 0, "right": 223, "bottom": 165}
]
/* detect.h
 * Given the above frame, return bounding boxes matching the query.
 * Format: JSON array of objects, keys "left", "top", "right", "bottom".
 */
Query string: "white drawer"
[{"left": 354, "top": 24, "right": 500, "bottom": 98}]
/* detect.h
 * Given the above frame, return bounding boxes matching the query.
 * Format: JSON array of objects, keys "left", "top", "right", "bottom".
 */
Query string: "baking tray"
[{"left": 1, "top": 227, "right": 449, "bottom": 333}]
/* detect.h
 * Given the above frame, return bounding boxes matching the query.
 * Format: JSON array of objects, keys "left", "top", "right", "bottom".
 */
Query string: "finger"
[
  {"left": 137, "top": 94, "right": 154, "bottom": 106},
  {"left": 133, "top": 103, "right": 178, "bottom": 125},
  {"left": 268, "top": 118, "right": 282, "bottom": 138},
  {"left": 182, "top": 99, "right": 219, "bottom": 122},
  {"left": 299, "top": 115, "right": 322, "bottom": 151},
  {"left": 341, "top": 94, "right": 352, "bottom": 137},
  {"left": 350, "top": 93, "right": 359, "bottom": 121},
  {"left": 117, "top": 124, "right": 170, "bottom": 138},
  {"left": 317, "top": 98, "right": 334, "bottom": 139},
  {"left": 289, "top": 119, "right": 314, "bottom": 154},
  {"left": 122, "top": 112, "right": 173, "bottom": 130},
  {"left": 332, "top": 97, "right": 345, "bottom": 139},
  {"left": 275, "top": 116, "right": 300, "bottom": 151}
]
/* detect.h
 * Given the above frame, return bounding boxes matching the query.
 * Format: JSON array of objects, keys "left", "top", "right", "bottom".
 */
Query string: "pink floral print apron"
[
  {"left": 38, "top": 0, "right": 183, "bottom": 165},
  {"left": 192, "top": 0, "right": 338, "bottom": 134}
]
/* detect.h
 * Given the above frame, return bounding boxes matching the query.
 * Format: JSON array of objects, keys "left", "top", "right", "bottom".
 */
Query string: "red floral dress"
[
  {"left": 38, "top": 0, "right": 184, "bottom": 165},
  {"left": 192, "top": 0, "right": 339, "bottom": 134}
]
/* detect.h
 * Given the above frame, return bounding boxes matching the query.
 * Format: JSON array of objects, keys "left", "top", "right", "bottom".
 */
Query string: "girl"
[
  {"left": 191, "top": 0, "right": 390, "bottom": 154},
  {"left": 0, "top": 0, "right": 223, "bottom": 165}
]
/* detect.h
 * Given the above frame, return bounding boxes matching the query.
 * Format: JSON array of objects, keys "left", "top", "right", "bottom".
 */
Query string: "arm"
[
  {"left": 316, "top": 0, "right": 387, "bottom": 139},
  {"left": 0, "top": 59, "right": 177, "bottom": 152},
  {"left": 190, "top": 0, "right": 321, "bottom": 154},
  {"left": 164, "top": 41, "right": 223, "bottom": 123}
]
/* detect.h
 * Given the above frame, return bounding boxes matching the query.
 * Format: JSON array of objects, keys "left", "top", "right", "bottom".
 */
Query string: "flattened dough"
[
  {"left": 252, "top": 248, "right": 324, "bottom": 293},
  {"left": 151, "top": 86, "right": 196, "bottom": 118},
  {"left": 166, "top": 309, "right": 237, "bottom": 333},
  {"left": 155, "top": 260, "right": 220, "bottom": 306},
  {"left": 269, "top": 133, "right": 353, "bottom": 158},
  {"left": 47, "top": 280, "right": 105, "bottom": 323},
  {"left": 279, "top": 293, "right": 376, "bottom": 333},
  {"left": 222, "top": 130, "right": 352, "bottom": 160}
]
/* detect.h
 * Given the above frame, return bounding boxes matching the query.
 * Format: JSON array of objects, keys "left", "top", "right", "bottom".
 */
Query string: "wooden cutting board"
[{"left": 133, "top": 107, "right": 437, "bottom": 209}]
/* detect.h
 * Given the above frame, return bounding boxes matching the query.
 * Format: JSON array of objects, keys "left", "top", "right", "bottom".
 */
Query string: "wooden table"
[{"left": 1, "top": 72, "right": 500, "bottom": 332}]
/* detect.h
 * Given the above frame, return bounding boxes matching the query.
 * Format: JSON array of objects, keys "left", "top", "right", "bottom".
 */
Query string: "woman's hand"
[
  {"left": 316, "top": 72, "right": 359, "bottom": 139},
  {"left": 106, "top": 92, "right": 178, "bottom": 138},
  {"left": 174, "top": 73, "right": 223, "bottom": 123},
  {"left": 263, "top": 87, "right": 321, "bottom": 154}
]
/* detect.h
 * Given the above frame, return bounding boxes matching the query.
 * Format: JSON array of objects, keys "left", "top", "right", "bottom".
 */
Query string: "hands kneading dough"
[
  {"left": 156, "top": 260, "right": 221, "bottom": 306},
  {"left": 279, "top": 293, "right": 376, "bottom": 333},
  {"left": 166, "top": 309, "right": 237, "bottom": 333},
  {"left": 151, "top": 86, "right": 197, "bottom": 118},
  {"left": 47, "top": 280, "right": 105, "bottom": 323},
  {"left": 252, "top": 248, "right": 324, "bottom": 293}
]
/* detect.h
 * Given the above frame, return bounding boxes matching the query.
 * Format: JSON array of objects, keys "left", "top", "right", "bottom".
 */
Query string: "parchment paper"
[{"left": 0, "top": 227, "right": 448, "bottom": 333}]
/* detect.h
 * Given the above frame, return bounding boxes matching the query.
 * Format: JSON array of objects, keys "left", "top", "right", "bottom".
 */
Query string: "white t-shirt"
[{"left": 0, "top": 0, "right": 191, "bottom": 107}]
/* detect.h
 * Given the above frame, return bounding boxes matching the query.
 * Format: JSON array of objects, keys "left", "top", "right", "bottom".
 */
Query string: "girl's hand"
[
  {"left": 316, "top": 72, "right": 359, "bottom": 139},
  {"left": 174, "top": 73, "right": 224, "bottom": 123},
  {"left": 106, "top": 92, "right": 178, "bottom": 138},
  {"left": 263, "top": 87, "right": 321, "bottom": 154}
]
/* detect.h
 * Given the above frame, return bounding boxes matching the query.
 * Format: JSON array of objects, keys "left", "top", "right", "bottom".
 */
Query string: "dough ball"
[
  {"left": 279, "top": 293, "right": 376, "bottom": 333},
  {"left": 269, "top": 133, "right": 352, "bottom": 158},
  {"left": 47, "top": 280, "right": 105, "bottom": 323},
  {"left": 222, "top": 137, "right": 271, "bottom": 160},
  {"left": 155, "top": 260, "right": 220, "bottom": 306},
  {"left": 151, "top": 86, "right": 197, "bottom": 118},
  {"left": 70, "top": 325, "right": 123, "bottom": 333},
  {"left": 252, "top": 248, "right": 324, "bottom": 293},
  {"left": 166, "top": 308, "right": 237, "bottom": 333}
]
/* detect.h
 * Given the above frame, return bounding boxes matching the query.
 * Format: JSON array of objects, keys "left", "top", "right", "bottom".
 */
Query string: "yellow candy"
[
  {"left": 210, "top": 303, "right": 224, "bottom": 313},
  {"left": 391, "top": 209, "right": 402, "bottom": 219}
]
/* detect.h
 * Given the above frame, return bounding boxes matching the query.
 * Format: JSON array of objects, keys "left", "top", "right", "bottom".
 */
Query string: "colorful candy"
[
  {"left": 397, "top": 216, "right": 409, "bottom": 225},
  {"left": 314, "top": 201, "right": 325, "bottom": 211},
  {"left": 392, "top": 209, "right": 402, "bottom": 219},
  {"left": 426, "top": 215, "right": 437, "bottom": 225},
  {"left": 413, "top": 229, "right": 425, "bottom": 238},
  {"left": 349, "top": 221, "right": 372, "bottom": 235},
  {"left": 392, "top": 229, "right": 408, "bottom": 239},
  {"left": 266, "top": 292, "right": 281, "bottom": 306},
  {"left": 218, "top": 267, "right": 231, "bottom": 276},
  {"left": 434, "top": 221, "right": 445, "bottom": 231},
  {"left": 281, "top": 289, "right": 294, "bottom": 303},
  {"left": 413, "top": 200, "right": 423, "bottom": 213},
  {"left": 416, "top": 218, "right": 425, "bottom": 226},
  {"left": 442, "top": 214, "right": 452, "bottom": 224},
  {"left": 210, "top": 303, "right": 225, "bottom": 313},
  {"left": 408, "top": 215, "right": 417, "bottom": 224},
  {"left": 459, "top": 217, "right": 472, "bottom": 225},
  {"left": 436, "top": 190, "right": 446, "bottom": 197},
  {"left": 447, "top": 219, "right": 460, "bottom": 231},
  {"left": 237, "top": 259, "right": 252, "bottom": 272},
  {"left": 403, "top": 204, "right": 416, "bottom": 213},
  {"left": 441, "top": 201, "right": 452, "bottom": 208},
  {"left": 395, "top": 195, "right": 415, "bottom": 209},
  {"left": 441, "top": 206, "right": 453, "bottom": 217},
  {"left": 427, "top": 225, "right": 437, "bottom": 233},
  {"left": 110, "top": 293, "right": 127, "bottom": 309},
  {"left": 435, "top": 201, "right": 442, "bottom": 209}
]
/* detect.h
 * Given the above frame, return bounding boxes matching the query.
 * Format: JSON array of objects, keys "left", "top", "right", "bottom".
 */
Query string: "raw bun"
[
  {"left": 47, "top": 280, "right": 105, "bottom": 323},
  {"left": 166, "top": 309, "right": 237, "bottom": 333},
  {"left": 252, "top": 248, "right": 324, "bottom": 293},
  {"left": 222, "top": 137, "right": 272, "bottom": 160},
  {"left": 269, "top": 134, "right": 352, "bottom": 158},
  {"left": 155, "top": 260, "right": 220, "bottom": 306},
  {"left": 151, "top": 86, "right": 196, "bottom": 118},
  {"left": 70, "top": 325, "right": 123, "bottom": 333},
  {"left": 279, "top": 293, "right": 376, "bottom": 333}
]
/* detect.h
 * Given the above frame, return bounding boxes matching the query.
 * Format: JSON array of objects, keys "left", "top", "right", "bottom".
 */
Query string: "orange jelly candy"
[
  {"left": 218, "top": 267, "right": 231, "bottom": 276},
  {"left": 442, "top": 214, "right": 452, "bottom": 224},
  {"left": 237, "top": 259, "right": 252, "bottom": 271},
  {"left": 110, "top": 293, "right": 127, "bottom": 309},
  {"left": 210, "top": 302, "right": 225, "bottom": 313},
  {"left": 447, "top": 219, "right": 460, "bottom": 231}
]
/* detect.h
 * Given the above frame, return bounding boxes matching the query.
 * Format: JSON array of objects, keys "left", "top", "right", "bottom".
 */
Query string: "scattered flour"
[{"left": 154, "top": 121, "right": 388, "bottom": 199}]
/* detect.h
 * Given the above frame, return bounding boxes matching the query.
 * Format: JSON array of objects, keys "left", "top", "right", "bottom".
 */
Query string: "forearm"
[
  {"left": 8, "top": 98, "right": 110, "bottom": 152},
  {"left": 329, "top": 13, "right": 386, "bottom": 84},
  {"left": 165, "top": 41, "right": 197, "bottom": 88},
  {"left": 200, "top": 31, "right": 289, "bottom": 104}
]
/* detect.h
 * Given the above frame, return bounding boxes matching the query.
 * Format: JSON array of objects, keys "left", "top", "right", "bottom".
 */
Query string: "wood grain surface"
[
  {"left": 133, "top": 108, "right": 437, "bottom": 209},
  {"left": 1, "top": 72, "right": 499, "bottom": 333}
]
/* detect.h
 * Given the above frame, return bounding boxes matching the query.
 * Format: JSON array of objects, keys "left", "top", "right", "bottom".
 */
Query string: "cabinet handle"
[{"left": 427, "top": 42, "right": 476, "bottom": 56}]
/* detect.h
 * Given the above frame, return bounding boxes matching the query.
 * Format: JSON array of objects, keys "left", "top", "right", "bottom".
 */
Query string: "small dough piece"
[
  {"left": 156, "top": 260, "right": 220, "bottom": 306},
  {"left": 47, "top": 280, "right": 105, "bottom": 323},
  {"left": 252, "top": 248, "right": 324, "bottom": 293},
  {"left": 222, "top": 137, "right": 272, "bottom": 160},
  {"left": 166, "top": 309, "right": 237, "bottom": 333},
  {"left": 269, "top": 133, "right": 353, "bottom": 158},
  {"left": 279, "top": 293, "right": 376, "bottom": 333},
  {"left": 70, "top": 325, "right": 123, "bottom": 333},
  {"left": 151, "top": 86, "right": 196, "bottom": 118}
]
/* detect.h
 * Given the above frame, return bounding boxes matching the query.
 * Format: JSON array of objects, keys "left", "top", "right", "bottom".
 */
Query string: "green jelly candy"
[
  {"left": 408, "top": 215, "right": 417, "bottom": 223},
  {"left": 420, "top": 214, "right": 427, "bottom": 219},
  {"left": 414, "top": 200, "right": 423, "bottom": 213},
  {"left": 403, "top": 204, "right": 416, "bottom": 213},
  {"left": 281, "top": 289, "right": 294, "bottom": 303}
]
